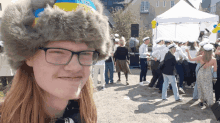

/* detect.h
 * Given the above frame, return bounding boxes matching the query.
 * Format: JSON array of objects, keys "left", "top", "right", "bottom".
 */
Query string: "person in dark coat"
[
  {"left": 214, "top": 43, "right": 220, "bottom": 102},
  {"left": 114, "top": 36, "right": 131, "bottom": 85},
  {"left": 161, "top": 43, "right": 182, "bottom": 102}
]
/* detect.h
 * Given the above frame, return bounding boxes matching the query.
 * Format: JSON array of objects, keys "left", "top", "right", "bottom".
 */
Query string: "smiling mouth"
[{"left": 58, "top": 77, "right": 82, "bottom": 81}]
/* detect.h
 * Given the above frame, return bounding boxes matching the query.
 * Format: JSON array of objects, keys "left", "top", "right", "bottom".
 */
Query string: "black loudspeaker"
[
  {"left": 131, "top": 24, "right": 139, "bottom": 37},
  {"left": 129, "top": 53, "right": 139, "bottom": 67}
]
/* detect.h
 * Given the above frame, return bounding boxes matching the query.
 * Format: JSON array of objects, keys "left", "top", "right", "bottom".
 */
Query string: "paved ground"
[{"left": 93, "top": 68, "right": 219, "bottom": 123}]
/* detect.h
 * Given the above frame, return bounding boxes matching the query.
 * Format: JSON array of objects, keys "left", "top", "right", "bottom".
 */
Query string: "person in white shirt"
[
  {"left": 93, "top": 60, "right": 106, "bottom": 90},
  {"left": 0, "top": 42, "right": 14, "bottom": 90},
  {"left": 151, "top": 40, "right": 171, "bottom": 93},
  {"left": 148, "top": 38, "right": 164, "bottom": 88},
  {"left": 185, "top": 40, "right": 199, "bottom": 88},
  {"left": 139, "top": 37, "right": 151, "bottom": 86},
  {"left": 173, "top": 40, "right": 188, "bottom": 93}
]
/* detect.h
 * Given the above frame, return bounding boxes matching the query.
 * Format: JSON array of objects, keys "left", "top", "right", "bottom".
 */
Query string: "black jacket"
[
  {"left": 55, "top": 100, "right": 84, "bottom": 123},
  {"left": 162, "top": 51, "right": 177, "bottom": 75}
]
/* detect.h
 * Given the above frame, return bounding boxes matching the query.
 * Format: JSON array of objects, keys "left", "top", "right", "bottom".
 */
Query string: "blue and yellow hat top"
[{"left": 33, "top": 0, "right": 97, "bottom": 26}]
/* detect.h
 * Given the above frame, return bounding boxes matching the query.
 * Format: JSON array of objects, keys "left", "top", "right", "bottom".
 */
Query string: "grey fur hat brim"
[{"left": 1, "top": 0, "right": 112, "bottom": 70}]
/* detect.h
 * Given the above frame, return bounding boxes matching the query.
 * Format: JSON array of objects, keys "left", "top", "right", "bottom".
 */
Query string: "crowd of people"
[{"left": 92, "top": 33, "right": 220, "bottom": 109}]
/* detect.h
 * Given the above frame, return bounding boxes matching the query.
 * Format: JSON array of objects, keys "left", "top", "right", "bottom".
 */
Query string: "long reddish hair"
[{"left": 0, "top": 63, "right": 97, "bottom": 123}]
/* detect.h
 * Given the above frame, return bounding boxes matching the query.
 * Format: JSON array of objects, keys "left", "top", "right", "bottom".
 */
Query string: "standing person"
[
  {"left": 193, "top": 40, "right": 208, "bottom": 100},
  {"left": 180, "top": 40, "right": 191, "bottom": 82},
  {"left": 105, "top": 39, "right": 115, "bottom": 84},
  {"left": 174, "top": 40, "right": 188, "bottom": 93},
  {"left": 152, "top": 40, "right": 172, "bottom": 93},
  {"left": 185, "top": 40, "right": 199, "bottom": 88},
  {"left": 162, "top": 44, "right": 182, "bottom": 102},
  {"left": 214, "top": 43, "right": 220, "bottom": 102},
  {"left": 214, "top": 38, "right": 220, "bottom": 49},
  {"left": 114, "top": 37, "right": 131, "bottom": 85},
  {"left": 139, "top": 37, "right": 151, "bottom": 86},
  {"left": 0, "top": 0, "right": 113, "bottom": 122},
  {"left": 0, "top": 42, "right": 14, "bottom": 91},
  {"left": 186, "top": 43, "right": 217, "bottom": 107},
  {"left": 93, "top": 60, "right": 106, "bottom": 90},
  {"left": 148, "top": 38, "right": 163, "bottom": 88}
]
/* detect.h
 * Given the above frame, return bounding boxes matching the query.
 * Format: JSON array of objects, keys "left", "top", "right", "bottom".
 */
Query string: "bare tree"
[{"left": 110, "top": 7, "right": 153, "bottom": 51}]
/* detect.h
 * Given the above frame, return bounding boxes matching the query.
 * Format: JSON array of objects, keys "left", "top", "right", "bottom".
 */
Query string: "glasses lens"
[
  {"left": 79, "top": 51, "right": 98, "bottom": 65},
  {"left": 46, "top": 49, "right": 72, "bottom": 65}
]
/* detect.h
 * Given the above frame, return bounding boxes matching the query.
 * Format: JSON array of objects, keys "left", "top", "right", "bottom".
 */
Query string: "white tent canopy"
[
  {"left": 153, "top": 0, "right": 219, "bottom": 44},
  {"left": 156, "top": 0, "right": 218, "bottom": 24}
]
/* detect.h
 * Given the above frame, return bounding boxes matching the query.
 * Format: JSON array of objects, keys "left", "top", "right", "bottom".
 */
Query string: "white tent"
[{"left": 153, "top": 0, "right": 219, "bottom": 44}]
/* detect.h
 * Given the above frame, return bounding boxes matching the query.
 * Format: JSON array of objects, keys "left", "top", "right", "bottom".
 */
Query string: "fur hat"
[{"left": 1, "top": 0, "right": 112, "bottom": 70}]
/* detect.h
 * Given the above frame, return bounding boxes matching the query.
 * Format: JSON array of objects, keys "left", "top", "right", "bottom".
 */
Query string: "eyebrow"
[{"left": 45, "top": 47, "right": 95, "bottom": 52}]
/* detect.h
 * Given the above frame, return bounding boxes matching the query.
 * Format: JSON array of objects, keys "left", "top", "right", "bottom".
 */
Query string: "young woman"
[
  {"left": 114, "top": 37, "right": 131, "bottom": 85},
  {"left": 186, "top": 43, "right": 217, "bottom": 107},
  {"left": 192, "top": 41, "right": 207, "bottom": 100},
  {"left": 0, "top": 0, "right": 113, "bottom": 122}
]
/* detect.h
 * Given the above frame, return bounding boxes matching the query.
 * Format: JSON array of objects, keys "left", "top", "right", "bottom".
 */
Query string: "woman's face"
[
  {"left": 26, "top": 41, "right": 93, "bottom": 100},
  {"left": 217, "top": 46, "right": 220, "bottom": 50}
]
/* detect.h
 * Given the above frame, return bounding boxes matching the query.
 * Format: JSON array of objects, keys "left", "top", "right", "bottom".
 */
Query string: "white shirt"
[
  {"left": 0, "top": 53, "right": 14, "bottom": 76},
  {"left": 139, "top": 43, "right": 149, "bottom": 58},
  {"left": 152, "top": 45, "right": 168, "bottom": 62},
  {"left": 187, "top": 46, "right": 199, "bottom": 64},
  {"left": 151, "top": 44, "right": 161, "bottom": 60},
  {"left": 174, "top": 46, "right": 188, "bottom": 61}
]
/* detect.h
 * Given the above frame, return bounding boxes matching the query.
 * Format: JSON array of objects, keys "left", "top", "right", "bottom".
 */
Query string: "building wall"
[{"left": 125, "top": 0, "right": 179, "bottom": 29}]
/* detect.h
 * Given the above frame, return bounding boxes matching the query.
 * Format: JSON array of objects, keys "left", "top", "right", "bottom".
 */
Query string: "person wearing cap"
[
  {"left": 192, "top": 40, "right": 208, "bottom": 100},
  {"left": 148, "top": 39, "right": 164, "bottom": 88},
  {"left": 151, "top": 40, "right": 171, "bottom": 93},
  {"left": 114, "top": 36, "right": 131, "bottom": 85},
  {"left": 161, "top": 43, "right": 182, "bottom": 102},
  {"left": 0, "top": 0, "right": 113, "bottom": 122},
  {"left": 139, "top": 37, "right": 151, "bottom": 86},
  {"left": 114, "top": 33, "right": 119, "bottom": 38},
  {"left": 174, "top": 41, "right": 188, "bottom": 94},
  {"left": 113, "top": 38, "right": 120, "bottom": 53},
  {"left": 214, "top": 43, "right": 220, "bottom": 102},
  {"left": 185, "top": 40, "right": 199, "bottom": 88},
  {"left": 186, "top": 44, "right": 217, "bottom": 107}
]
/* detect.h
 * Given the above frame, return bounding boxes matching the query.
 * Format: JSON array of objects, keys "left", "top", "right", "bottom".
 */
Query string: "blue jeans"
[
  {"left": 140, "top": 58, "right": 148, "bottom": 82},
  {"left": 105, "top": 62, "right": 114, "bottom": 84},
  {"left": 176, "top": 62, "right": 184, "bottom": 88},
  {"left": 162, "top": 74, "right": 180, "bottom": 100}
]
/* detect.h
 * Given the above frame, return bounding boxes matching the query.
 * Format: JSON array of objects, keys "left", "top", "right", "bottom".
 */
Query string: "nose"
[{"left": 63, "top": 54, "right": 83, "bottom": 71}]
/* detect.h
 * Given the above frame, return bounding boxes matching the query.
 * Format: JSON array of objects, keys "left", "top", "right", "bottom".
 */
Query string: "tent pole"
[
  {"left": 175, "top": 23, "right": 177, "bottom": 39},
  {"left": 156, "top": 23, "right": 157, "bottom": 39}
]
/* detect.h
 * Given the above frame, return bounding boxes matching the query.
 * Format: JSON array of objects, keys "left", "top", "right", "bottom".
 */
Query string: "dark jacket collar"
[{"left": 55, "top": 100, "right": 83, "bottom": 123}]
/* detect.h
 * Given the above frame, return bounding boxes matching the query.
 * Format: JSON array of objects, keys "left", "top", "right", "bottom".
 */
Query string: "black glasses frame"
[{"left": 38, "top": 47, "right": 99, "bottom": 66}]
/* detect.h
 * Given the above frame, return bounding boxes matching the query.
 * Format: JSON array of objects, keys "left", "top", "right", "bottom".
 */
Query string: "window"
[
  {"left": 156, "top": 1, "right": 159, "bottom": 7},
  {"left": 163, "top": 1, "right": 166, "bottom": 7},
  {"left": 115, "top": 6, "right": 122, "bottom": 11},
  {"left": 170, "top": 1, "right": 175, "bottom": 7},
  {"left": 140, "top": 1, "right": 150, "bottom": 13}
]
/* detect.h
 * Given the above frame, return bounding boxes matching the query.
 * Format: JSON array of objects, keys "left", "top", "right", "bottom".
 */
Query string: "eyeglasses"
[{"left": 39, "top": 47, "right": 99, "bottom": 66}]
